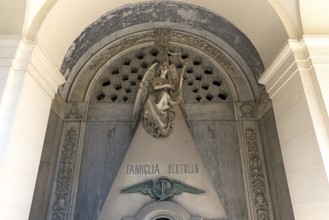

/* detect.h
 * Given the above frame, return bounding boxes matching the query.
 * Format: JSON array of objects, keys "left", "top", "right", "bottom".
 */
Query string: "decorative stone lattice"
[
  {"left": 50, "top": 129, "right": 77, "bottom": 220},
  {"left": 91, "top": 46, "right": 232, "bottom": 103},
  {"left": 245, "top": 127, "right": 270, "bottom": 220}
]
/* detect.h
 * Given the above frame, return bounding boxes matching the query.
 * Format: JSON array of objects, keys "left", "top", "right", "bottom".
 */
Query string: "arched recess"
[
  {"left": 63, "top": 27, "right": 259, "bottom": 103},
  {"left": 29, "top": 2, "right": 294, "bottom": 220}
]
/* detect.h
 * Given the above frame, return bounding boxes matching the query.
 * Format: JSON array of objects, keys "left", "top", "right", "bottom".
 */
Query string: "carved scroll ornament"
[
  {"left": 245, "top": 127, "right": 270, "bottom": 220},
  {"left": 51, "top": 129, "right": 77, "bottom": 220}
]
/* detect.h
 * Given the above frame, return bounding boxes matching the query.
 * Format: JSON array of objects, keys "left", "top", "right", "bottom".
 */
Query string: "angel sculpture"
[{"left": 132, "top": 53, "right": 187, "bottom": 137}]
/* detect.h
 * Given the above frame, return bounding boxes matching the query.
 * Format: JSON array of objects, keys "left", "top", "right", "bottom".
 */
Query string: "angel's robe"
[{"left": 143, "top": 77, "right": 175, "bottom": 136}]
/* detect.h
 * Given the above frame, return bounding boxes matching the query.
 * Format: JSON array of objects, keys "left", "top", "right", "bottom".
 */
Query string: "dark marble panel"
[
  {"left": 74, "top": 121, "right": 132, "bottom": 220},
  {"left": 259, "top": 109, "right": 295, "bottom": 220},
  {"left": 189, "top": 120, "right": 248, "bottom": 220},
  {"left": 29, "top": 111, "right": 63, "bottom": 220}
]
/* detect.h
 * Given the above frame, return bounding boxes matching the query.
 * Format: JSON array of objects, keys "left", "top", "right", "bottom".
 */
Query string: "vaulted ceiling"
[{"left": 1, "top": 0, "right": 329, "bottom": 73}]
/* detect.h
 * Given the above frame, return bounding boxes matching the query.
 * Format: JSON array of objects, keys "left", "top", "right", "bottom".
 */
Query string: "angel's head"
[{"left": 159, "top": 61, "right": 170, "bottom": 78}]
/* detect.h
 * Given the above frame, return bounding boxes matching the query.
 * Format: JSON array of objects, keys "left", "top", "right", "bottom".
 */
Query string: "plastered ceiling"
[{"left": 3, "top": 0, "right": 329, "bottom": 72}]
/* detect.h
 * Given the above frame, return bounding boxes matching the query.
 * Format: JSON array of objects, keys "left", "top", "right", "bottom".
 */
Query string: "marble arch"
[
  {"left": 2, "top": 1, "right": 329, "bottom": 220},
  {"left": 58, "top": 2, "right": 266, "bottom": 103},
  {"left": 33, "top": 2, "right": 287, "bottom": 220}
]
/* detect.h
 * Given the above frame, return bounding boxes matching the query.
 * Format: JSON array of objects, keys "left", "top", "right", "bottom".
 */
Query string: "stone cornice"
[
  {"left": 259, "top": 40, "right": 313, "bottom": 98},
  {"left": 27, "top": 40, "right": 65, "bottom": 98},
  {"left": 258, "top": 37, "right": 327, "bottom": 98},
  {"left": 258, "top": 40, "right": 298, "bottom": 98},
  {"left": 1, "top": 37, "right": 65, "bottom": 99},
  {"left": 302, "top": 36, "right": 329, "bottom": 65},
  {"left": 11, "top": 39, "right": 35, "bottom": 71}
]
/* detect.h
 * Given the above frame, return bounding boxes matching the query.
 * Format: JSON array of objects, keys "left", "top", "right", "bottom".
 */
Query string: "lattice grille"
[{"left": 91, "top": 46, "right": 232, "bottom": 103}]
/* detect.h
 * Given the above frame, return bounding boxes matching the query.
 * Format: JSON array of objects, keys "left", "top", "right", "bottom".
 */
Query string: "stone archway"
[{"left": 29, "top": 2, "right": 293, "bottom": 220}]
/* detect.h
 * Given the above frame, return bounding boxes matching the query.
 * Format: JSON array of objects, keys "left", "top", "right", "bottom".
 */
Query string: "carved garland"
[
  {"left": 245, "top": 127, "right": 270, "bottom": 220},
  {"left": 51, "top": 129, "right": 78, "bottom": 220}
]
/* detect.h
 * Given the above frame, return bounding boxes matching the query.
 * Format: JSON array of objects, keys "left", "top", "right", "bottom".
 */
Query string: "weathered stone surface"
[
  {"left": 29, "top": 111, "right": 63, "bottom": 220},
  {"left": 189, "top": 120, "right": 248, "bottom": 220},
  {"left": 185, "top": 103, "right": 235, "bottom": 121},
  {"left": 60, "top": 2, "right": 264, "bottom": 80},
  {"left": 259, "top": 109, "right": 295, "bottom": 220},
  {"left": 73, "top": 121, "right": 132, "bottom": 220},
  {"left": 87, "top": 103, "right": 133, "bottom": 121}
]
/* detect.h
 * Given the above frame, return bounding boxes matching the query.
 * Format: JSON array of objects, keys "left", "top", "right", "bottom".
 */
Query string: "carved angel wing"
[
  {"left": 120, "top": 180, "right": 155, "bottom": 197},
  {"left": 132, "top": 62, "right": 158, "bottom": 128},
  {"left": 171, "top": 180, "right": 205, "bottom": 195}
]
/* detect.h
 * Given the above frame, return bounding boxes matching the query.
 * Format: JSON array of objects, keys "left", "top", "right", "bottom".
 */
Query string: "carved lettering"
[
  {"left": 126, "top": 164, "right": 160, "bottom": 175},
  {"left": 168, "top": 163, "right": 199, "bottom": 174},
  {"left": 126, "top": 163, "right": 199, "bottom": 175}
]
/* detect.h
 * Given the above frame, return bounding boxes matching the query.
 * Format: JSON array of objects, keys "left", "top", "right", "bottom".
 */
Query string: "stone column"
[
  {"left": 259, "top": 36, "right": 329, "bottom": 220},
  {"left": 0, "top": 36, "right": 65, "bottom": 220}
]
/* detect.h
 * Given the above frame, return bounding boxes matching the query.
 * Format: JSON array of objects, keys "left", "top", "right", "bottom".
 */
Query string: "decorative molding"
[
  {"left": 121, "top": 177, "right": 204, "bottom": 201},
  {"left": 244, "top": 127, "right": 271, "bottom": 220},
  {"left": 0, "top": 35, "right": 22, "bottom": 68},
  {"left": 258, "top": 41, "right": 299, "bottom": 99},
  {"left": 89, "top": 32, "right": 154, "bottom": 71},
  {"left": 1, "top": 38, "right": 65, "bottom": 99},
  {"left": 170, "top": 31, "right": 236, "bottom": 75},
  {"left": 238, "top": 102, "right": 257, "bottom": 120},
  {"left": 50, "top": 129, "right": 78, "bottom": 220},
  {"left": 9, "top": 38, "right": 35, "bottom": 71},
  {"left": 256, "top": 94, "right": 273, "bottom": 120},
  {"left": 154, "top": 27, "right": 170, "bottom": 52},
  {"left": 87, "top": 29, "right": 237, "bottom": 74},
  {"left": 259, "top": 37, "right": 329, "bottom": 99},
  {"left": 27, "top": 40, "right": 65, "bottom": 98},
  {"left": 64, "top": 103, "right": 85, "bottom": 121},
  {"left": 0, "top": 35, "right": 23, "bottom": 99},
  {"left": 62, "top": 29, "right": 254, "bottom": 102}
]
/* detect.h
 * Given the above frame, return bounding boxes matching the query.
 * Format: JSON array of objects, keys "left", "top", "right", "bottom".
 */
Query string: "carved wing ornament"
[
  {"left": 132, "top": 62, "right": 158, "bottom": 129},
  {"left": 121, "top": 177, "right": 204, "bottom": 201}
]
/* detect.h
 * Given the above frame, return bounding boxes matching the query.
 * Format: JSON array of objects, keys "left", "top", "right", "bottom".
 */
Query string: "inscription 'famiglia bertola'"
[
  {"left": 126, "top": 164, "right": 160, "bottom": 175},
  {"left": 126, "top": 163, "right": 199, "bottom": 175}
]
